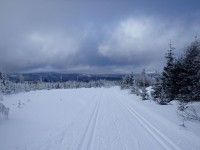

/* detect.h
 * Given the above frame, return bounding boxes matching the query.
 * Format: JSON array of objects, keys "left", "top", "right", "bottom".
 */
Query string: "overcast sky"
[{"left": 0, "top": 0, "right": 200, "bottom": 73}]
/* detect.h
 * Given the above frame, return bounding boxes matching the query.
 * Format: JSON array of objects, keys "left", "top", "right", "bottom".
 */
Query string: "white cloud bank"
[
  {"left": 0, "top": 31, "right": 82, "bottom": 72},
  {"left": 26, "top": 32, "right": 79, "bottom": 64},
  {"left": 98, "top": 17, "right": 200, "bottom": 71}
]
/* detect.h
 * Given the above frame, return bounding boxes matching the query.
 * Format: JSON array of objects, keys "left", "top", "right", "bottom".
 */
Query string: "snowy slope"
[{"left": 0, "top": 87, "right": 200, "bottom": 150}]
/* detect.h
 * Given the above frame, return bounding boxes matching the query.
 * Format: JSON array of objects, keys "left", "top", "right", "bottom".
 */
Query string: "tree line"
[
  {"left": 152, "top": 39, "right": 200, "bottom": 104},
  {"left": 120, "top": 38, "right": 200, "bottom": 124}
]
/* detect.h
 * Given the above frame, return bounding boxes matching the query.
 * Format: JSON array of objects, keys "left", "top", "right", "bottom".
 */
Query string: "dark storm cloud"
[{"left": 0, "top": 0, "right": 200, "bottom": 73}]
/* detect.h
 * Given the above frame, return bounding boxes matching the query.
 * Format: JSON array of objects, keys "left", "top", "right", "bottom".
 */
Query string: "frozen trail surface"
[{"left": 1, "top": 87, "right": 200, "bottom": 150}]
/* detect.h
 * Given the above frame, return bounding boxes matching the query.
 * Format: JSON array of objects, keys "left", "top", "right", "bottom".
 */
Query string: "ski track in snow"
[
  {"left": 107, "top": 96, "right": 127, "bottom": 150},
  {"left": 77, "top": 98, "right": 101, "bottom": 150},
  {"left": 117, "top": 93, "right": 181, "bottom": 150},
  {"left": 28, "top": 95, "right": 100, "bottom": 150},
  {"left": 1, "top": 87, "right": 200, "bottom": 150}
]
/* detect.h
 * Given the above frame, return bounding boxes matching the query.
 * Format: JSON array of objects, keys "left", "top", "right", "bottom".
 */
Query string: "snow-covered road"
[{"left": 1, "top": 87, "right": 200, "bottom": 150}]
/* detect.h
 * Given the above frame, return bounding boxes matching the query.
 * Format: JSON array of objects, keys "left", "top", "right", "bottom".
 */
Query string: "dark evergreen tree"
[
  {"left": 162, "top": 41, "right": 175, "bottom": 102},
  {"left": 129, "top": 72, "right": 134, "bottom": 87},
  {"left": 180, "top": 39, "right": 200, "bottom": 101},
  {"left": 195, "top": 52, "right": 200, "bottom": 100},
  {"left": 151, "top": 72, "right": 162, "bottom": 99},
  {"left": 171, "top": 58, "right": 186, "bottom": 100},
  {"left": 141, "top": 69, "right": 149, "bottom": 100},
  {"left": 0, "top": 71, "right": 12, "bottom": 94},
  {"left": 146, "top": 38, "right": 200, "bottom": 105}
]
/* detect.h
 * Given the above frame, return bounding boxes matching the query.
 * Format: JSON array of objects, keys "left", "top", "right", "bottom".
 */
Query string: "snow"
[{"left": 0, "top": 87, "right": 200, "bottom": 150}]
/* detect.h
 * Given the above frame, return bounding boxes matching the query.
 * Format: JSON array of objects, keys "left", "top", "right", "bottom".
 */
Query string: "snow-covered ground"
[{"left": 0, "top": 87, "right": 200, "bottom": 150}]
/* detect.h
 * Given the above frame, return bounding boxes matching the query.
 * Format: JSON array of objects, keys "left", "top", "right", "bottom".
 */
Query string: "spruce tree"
[
  {"left": 181, "top": 39, "right": 200, "bottom": 101},
  {"left": 121, "top": 73, "right": 135, "bottom": 89},
  {"left": 129, "top": 72, "right": 134, "bottom": 87},
  {"left": 171, "top": 58, "right": 186, "bottom": 100},
  {"left": 162, "top": 41, "right": 175, "bottom": 102},
  {"left": 0, "top": 72, "right": 9, "bottom": 94},
  {"left": 130, "top": 73, "right": 137, "bottom": 94},
  {"left": 195, "top": 53, "right": 200, "bottom": 100},
  {"left": 152, "top": 72, "right": 162, "bottom": 99},
  {"left": 141, "top": 69, "right": 149, "bottom": 100},
  {"left": 121, "top": 74, "right": 130, "bottom": 89}
]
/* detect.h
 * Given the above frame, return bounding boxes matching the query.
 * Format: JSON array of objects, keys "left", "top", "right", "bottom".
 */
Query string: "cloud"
[
  {"left": 1, "top": 0, "right": 200, "bottom": 73},
  {"left": 26, "top": 32, "right": 78, "bottom": 63},
  {"left": 98, "top": 17, "right": 200, "bottom": 71},
  {"left": 0, "top": 31, "right": 81, "bottom": 72}
]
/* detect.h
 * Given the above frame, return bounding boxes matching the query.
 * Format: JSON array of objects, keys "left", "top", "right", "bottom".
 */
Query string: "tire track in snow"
[
  {"left": 77, "top": 98, "right": 101, "bottom": 150},
  {"left": 117, "top": 94, "right": 181, "bottom": 150}
]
